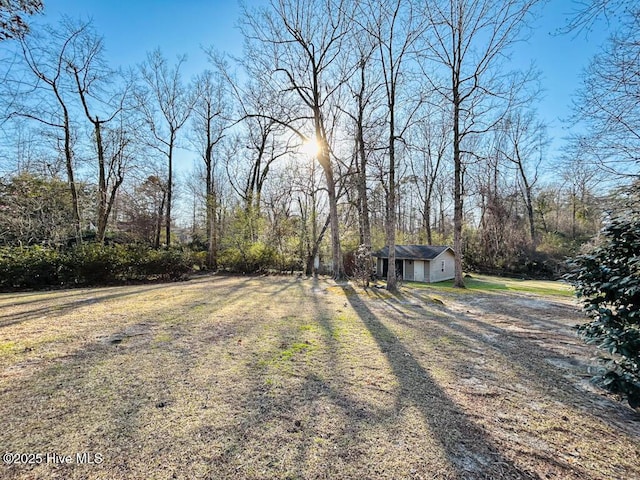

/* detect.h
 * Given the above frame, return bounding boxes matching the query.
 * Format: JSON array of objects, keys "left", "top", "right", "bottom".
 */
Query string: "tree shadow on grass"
[
  {"left": 340, "top": 285, "right": 539, "bottom": 479},
  {"left": 0, "top": 274, "right": 265, "bottom": 330},
  {"left": 9, "top": 276, "right": 634, "bottom": 479},
  {"left": 203, "top": 277, "right": 441, "bottom": 479},
  {"left": 399, "top": 288, "right": 640, "bottom": 430},
  {"left": 0, "top": 284, "right": 172, "bottom": 328}
]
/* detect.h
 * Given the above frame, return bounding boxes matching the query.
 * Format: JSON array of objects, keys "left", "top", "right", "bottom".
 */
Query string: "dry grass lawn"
[{"left": 0, "top": 274, "right": 638, "bottom": 479}]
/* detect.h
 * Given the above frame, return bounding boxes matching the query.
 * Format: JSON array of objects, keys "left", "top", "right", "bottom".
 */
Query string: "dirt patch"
[{"left": 0, "top": 276, "right": 637, "bottom": 479}]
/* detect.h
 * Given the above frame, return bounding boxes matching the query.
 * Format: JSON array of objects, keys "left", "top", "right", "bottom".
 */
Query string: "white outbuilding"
[{"left": 373, "top": 245, "right": 456, "bottom": 283}]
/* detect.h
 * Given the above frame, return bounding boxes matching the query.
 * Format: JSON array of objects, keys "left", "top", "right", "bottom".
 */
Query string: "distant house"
[{"left": 373, "top": 245, "right": 456, "bottom": 283}]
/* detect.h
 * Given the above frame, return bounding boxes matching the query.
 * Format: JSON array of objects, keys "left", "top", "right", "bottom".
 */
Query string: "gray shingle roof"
[{"left": 373, "top": 245, "right": 452, "bottom": 260}]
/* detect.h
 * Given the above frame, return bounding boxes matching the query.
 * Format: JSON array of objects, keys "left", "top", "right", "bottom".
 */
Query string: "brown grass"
[{"left": 0, "top": 275, "right": 638, "bottom": 479}]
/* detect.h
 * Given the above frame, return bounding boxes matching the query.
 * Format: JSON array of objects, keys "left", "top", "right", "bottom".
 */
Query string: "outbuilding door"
[{"left": 404, "top": 260, "right": 414, "bottom": 281}]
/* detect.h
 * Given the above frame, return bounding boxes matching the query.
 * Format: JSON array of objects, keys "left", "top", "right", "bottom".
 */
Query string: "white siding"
[
  {"left": 375, "top": 248, "right": 456, "bottom": 283},
  {"left": 429, "top": 250, "right": 456, "bottom": 282}
]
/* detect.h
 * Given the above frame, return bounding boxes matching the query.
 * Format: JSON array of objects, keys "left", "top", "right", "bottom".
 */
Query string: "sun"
[{"left": 301, "top": 137, "right": 322, "bottom": 157}]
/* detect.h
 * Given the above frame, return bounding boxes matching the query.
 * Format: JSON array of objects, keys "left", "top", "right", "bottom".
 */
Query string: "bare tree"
[
  {"left": 421, "top": 0, "right": 541, "bottom": 287},
  {"left": 352, "top": 52, "right": 376, "bottom": 260},
  {"left": 469, "top": 132, "right": 520, "bottom": 269},
  {"left": 355, "top": 0, "right": 425, "bottom": 291},
  {"left": 0, "top": 0, "right": 42, "bottom": 41},
  {"left": 223, "top": 74, "right": 291, "bottom": 225},
  {"left": 352, "top": 55, "right": 373, "bottom": 252},
  {"left": 99, "top": 119, "right": 137, "bottom": 236},
  {"left": 335, "top": 31, "right": 383, "bottom": 282},
  {"left": 240, "top": 0, "right": 350, "bottom": 279},
  {"left": 409, "top": 105, "right": 449, "bottom": 245},
  {"left": 119, "top": 174, "right": 168, "bottom": 247},
  {"left": 284, "top": 152, "right": 330, "bottom": 276},
  {"left": 66, "top": 25, "right": 134, "bottom": 242},
  {"left": 559, "top": 155, "right": 603, "bottom": 241},
  {"left": 139, "top": 49, "right": 194, "bottom": 247},
  {"left": 498, "top": 108, "right": 547, "bottom": 245},
  {"left": 11, "top": 19, "right": 92, "bottom": 239},
  {"left": 560, "top": 0, "right": 630, "bottom": 34},
  {"left": 190, "top": 67, "right": 229, "bottom": 268},
  {"left": 570, "top": 9, "right": 640, "bottom": 178}
]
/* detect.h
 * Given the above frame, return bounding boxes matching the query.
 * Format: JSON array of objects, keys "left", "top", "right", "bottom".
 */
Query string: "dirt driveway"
[{"left": 0, "top": 275, "right": 638, "bottom": 479}]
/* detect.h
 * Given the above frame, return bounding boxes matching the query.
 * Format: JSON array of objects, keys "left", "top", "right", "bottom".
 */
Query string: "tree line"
[{"left": 0, "top": 0, "right": 637, "bottom": 289}]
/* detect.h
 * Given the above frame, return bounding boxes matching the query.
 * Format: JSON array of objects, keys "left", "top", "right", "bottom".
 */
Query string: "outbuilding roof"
[{"left": 373, "top": 245, "right": 453, "bottom": 260}]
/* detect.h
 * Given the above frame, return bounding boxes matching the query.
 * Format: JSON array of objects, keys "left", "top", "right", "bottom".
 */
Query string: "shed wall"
[{"left": 429, "top": 250, "right": 456, "bottom": 282}]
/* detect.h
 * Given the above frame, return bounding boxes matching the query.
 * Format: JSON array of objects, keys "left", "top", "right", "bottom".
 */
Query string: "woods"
[
  {"left": 0, "top": 0, "right": 637, "bottom": 285},
  {"left": 2, "top": 6, "right": 640, "bottom": 474}
]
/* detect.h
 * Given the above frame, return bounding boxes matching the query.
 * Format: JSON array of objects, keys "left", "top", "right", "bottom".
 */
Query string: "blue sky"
[
  {"left": 36, "top": 0, "right": 614, "bottom": 168},
  {"left": 39, "top": 0, "right": 250, "bottom": 73}
]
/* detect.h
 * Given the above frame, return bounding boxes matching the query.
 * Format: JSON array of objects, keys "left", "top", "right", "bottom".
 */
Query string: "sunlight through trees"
[{"left": 0, "top": 0, "right": 636, "bottom": 281}]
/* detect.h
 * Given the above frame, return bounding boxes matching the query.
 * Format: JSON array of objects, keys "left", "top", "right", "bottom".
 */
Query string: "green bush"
[
  {"left": 140, "top": 248, "right": 193, "bottom": 279},
  {"left": 218, "top": 242, "right": 278, "bottom": 273},
  {"left": 0, "top": 246, "right": 62, "bottom": 288},
  {"left": 565, "top": 212, "right": 640, "bottom": 408},
  {"left": 217, "top": 247, "right": 244, "bottom": 272},
  {"left": 247, "top": 242, "right": 277, "bottom": 271},
  {"left": 0, "top": 244, "right": 199, "bottom": 290},
  {"left": 191, "top": 250, "right": 208, "bottom": 271},
  {"left": 64, "top": 244, "right": 123, "bottom": 285}
]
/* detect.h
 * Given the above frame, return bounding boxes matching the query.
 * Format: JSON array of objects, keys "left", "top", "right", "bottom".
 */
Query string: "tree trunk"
[
  {"left": 104, "top": 175, "right": 124, "bottom": 241},
  {"left": 572, "top": 188, "right": 577, "bottom": 240},
  {"left": 357, "top": 130, "right": 372, "bottom": 253},
  {"left": 155, "top": 192, "right": 165, "bottom": 249},
  {"left": 453, "top": 79, "right": 465, "bottom": 288},
  {"left": 211, "top": 189, "right": 218, "bottom": 270},
  {"left": 386, "top": 106, "right": 397, "bottom": 292},
  {"left": 206, "top": 181, "right": 217, "bottom": 269},
  {"left": 319, "top": 147, "right": 343, "bottom": 279},
  {"left": 356, "top": 62, "right": 372, "bottom": 254},
  {"left": 60, "top": 105, "right": 81, "bottom": 241},
  {"left": 439, "top": 190, "right": 446, "bottom": 236},
  {"left": 521, "top": 176, "right": 535, "bottom": 246},
  {"left": 515, "top": 153, "right": 536, "bottom": 246},
  {"left": 72, "top": 64, "right": 111, "bottom": 244},
  {"left": 424, "top": 192, "right": 432, "bottom": 245},
  {"left": 166, "top": 137, "right": 174, "bottom": 247},
  {"left": 94, "top": 121, "right": 108, "bottom": 243},
  {"left": 525, "top": 185, "right": 535, "bottom": 245}
]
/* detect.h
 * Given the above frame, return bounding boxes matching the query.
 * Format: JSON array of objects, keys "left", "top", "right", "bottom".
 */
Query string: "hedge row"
[
  {"left": 217, "top": 242, "right": 283, "bottom": 273},
  {"left": 0, "top": 244, "right": 206, "bottom": 290}
]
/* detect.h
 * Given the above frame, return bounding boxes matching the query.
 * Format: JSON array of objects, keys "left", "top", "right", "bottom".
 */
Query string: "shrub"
[
  {"left": 0, "top": 246, "right": 62, "bottom": 288},
  {"left": 247, "top": 242, "right": 277, "bottom": 271},
  {"left": 63, "top": 243, "right": 124, "bottom": 285},
  {"left": 565, "top": 211, "right": 640, "bottom": 408},
  {"left": 218, "top": 242, "right": 278, "bottom": 273},
  {"left": 217, "top": 247, "right": 244, "bottom": 272},
  {"left": 190, "top": 250, "right": 208, "bottom": 271},
  {"left": 139, "top": 247, "right": 193, "bottom": 279},
  {"left": 0, "top": 244, "right": 199, "bottom": 290}
]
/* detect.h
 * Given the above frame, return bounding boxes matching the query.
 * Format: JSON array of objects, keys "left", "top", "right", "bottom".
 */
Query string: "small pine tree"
[{"left": 566, "top": 198, "right": 640, "bottom": 409}]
